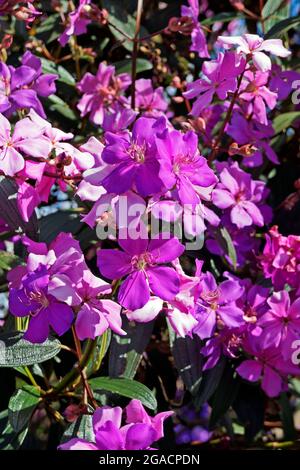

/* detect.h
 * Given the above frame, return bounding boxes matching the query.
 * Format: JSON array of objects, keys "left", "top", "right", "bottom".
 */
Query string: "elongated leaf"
[
  {"left": 171, "top": 334, "right": 204, "bottom": 393},
  {"left": 47, "top": 95, "right": 77, "bottom": 120},
  {"left": 262, "top": 0, "right": 289, "bottom": 34},
  {"left": 60, "top": 414, "right": 94, "bottom": 445},
  {"left": 39, "top": 211, "right": 83, "bottom": 244},
  {"left": 273, "top": 112, "right": 300, "bottom": 134},
  {"left": 279, "top": 392, "right": 296, "bottom": 440},
  {"left": 194, "top": 358, "right": 226, "bottom": 410},
  {"left": 109, "top": 317, "right": 154, "bottom": 379},
  {"left": 0, "top": 419, "right": 28, "bottom": 450},
  {"left": 0, "top": 331, "right": 61, "bottom": 367},
  {"left": 8, "top": 385, "right": 40, "bottom": 433},
  {"left": 115, "top": 58, "right": 153, "bottom": 74},
  {"left": 201, "top": 12, "right": 243, "bottom": 26},
  {"left": 89, "top": 377, "right": 157, "bottom": 410},
  {"left": 209, "top": 362, "right": 240, "bottom": 428},
  {"left": 36, "top": 14, "right": 61, "bottom": 43},
  {"left": 215, "top": 227, "right": 237, "bottom": 269},
  {"left": 265, "top": 16, "right": 300, "bottom": 39},
  {"left": 0, "top": 177, "right": 38, "bottom": 240},
  {"left": 86, "top": 330, "right": 111, "bottom": 377}
]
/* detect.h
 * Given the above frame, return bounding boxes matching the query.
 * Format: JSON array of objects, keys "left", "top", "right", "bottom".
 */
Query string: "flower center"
[
  {"left": 127, "top": 142, "right": 146, "bottom": 164},
  {"left": 131, "top": 252, "right": 155, "bottom": 271}
]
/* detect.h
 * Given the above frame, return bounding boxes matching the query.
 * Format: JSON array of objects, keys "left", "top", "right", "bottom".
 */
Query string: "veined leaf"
[
  {"left": 8, "top": 385, "right": 40, "bottom": 433},
  {"left": 89, "top": 377, "right": 157, "bottom": 410},
  {"left": 0, "top": 331, "right": 61, "bottom": 367}
]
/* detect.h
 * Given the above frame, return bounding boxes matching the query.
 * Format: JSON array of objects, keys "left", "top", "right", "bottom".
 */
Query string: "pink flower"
[
  {"left": 59, "top": 0, "right": 92, "bottom": 46},
  {"left": 258, "top": 290, "right": 300, "bottom": 357},
  {"left": 135, "top": 79, "right": 168, "bottom": 117},
  {"left": 193, "top": 271, "right": 245, "bottom": 339},
  {"left": 260, "top": 226, "right": 300, "bottom": 291},
  {"left": 212, "top": 162, "right": 266, "bottom": 229},
  {"left": 217, "top": 33, "right": 291, "bottom": 72},
  {"left": 75, "top": 270, "right": 125, "bottom": 339},
  {"left": 98, "top": 233, "right": 185, "bottom": 311},
  {"left": 77, "top": 62, "right": 131, "bottom": 125},
  {"left": 183, "top": 52, "right": 245, "bottom": 116},
  {"left": 155, "top": 128, "right": 217, "bottom": 206},
  {"left": 0, "top": 112, "right": 50, "bottom": 176},
  {"left": 59, "top": 400, "right": 173, "bottom": 450},
  {"left": 240, "top": 70, "right": 278, "bottom": 125}
]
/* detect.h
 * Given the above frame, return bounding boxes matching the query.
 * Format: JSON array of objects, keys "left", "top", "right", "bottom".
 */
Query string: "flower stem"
[
  {"left": 208, "top": 70, "right": 245, "bottom": 164},
  {"left": 131, "top": 0, "right": 144, "bottom": 109}
]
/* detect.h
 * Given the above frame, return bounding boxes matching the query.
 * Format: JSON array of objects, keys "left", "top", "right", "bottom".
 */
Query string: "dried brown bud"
[{"left": 167, "top": 16, "right": 194, "bottom": 35}]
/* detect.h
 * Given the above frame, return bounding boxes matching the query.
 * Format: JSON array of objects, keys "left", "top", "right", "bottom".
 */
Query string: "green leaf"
[
  {"left": 273, "top": 112, "right": 300, "bottom": 134},
  {"left": 61, "top": 414, "right": 94, "bottom": 445},
  {"left": 86, "top": 330, "right": 111, "bottom": 377},
  {"left": 0, "top": 331, "right": 61, "bottom": 367},
  {"left": 0, "top": 418, "right": 29, "bottom": 450},
  {"left": 39, "top": 211, "right": 83, "bottom": 244},
  {"left": 0, "top": 177, "right": 39, "bottom": 241},
  {"left": 8, "top": 385, "right": 40, "bottom": 433},
  {"left": 36, "top": 14, "right": 62, "bottom": 43},
  {"left": 47, "top": 95, "right": 77, "bottom": 120},
  {"left": 194, "top": 358, "right": 226, "bottom": 410},
  {"left": 109, "top": 317, "right": 154, "bottom": 379},
  {"left": 0, "top": 251, "right": 19, "bottom": 270},
  {"left": 209, "top": 362, "right": 240, "bottom": 428},
  {"left": 201, "top": 12, "right": 243, "bottom": 26},
  {"left": 103, "top": 0, "right": 148, "bottom": 51},
  {"left": 57, "top": 65, "right": 76, "bottom": 86},
  {"left": 215, "top": 227, "right": 237, "bottom": 270},
  {"left": 170, "top": 332, "right": 204, "bottom": 393},
  {"left": 114, "top": 58, "right": 153, "bottom": 74},
  {"left": 89, "top": 377, "right": 157, "bottom": 410},
  {"left": 40, "top": 58, "right": 75, "bottom": 86},
  {"left": 262, "top": 0, "right": 290, "bottom": 34},
  {"left": 265, "top": 16, "right": 300, "bottom": 39},
  {"left": 279, "top": 392, "right": 296, "bottom": 440}
]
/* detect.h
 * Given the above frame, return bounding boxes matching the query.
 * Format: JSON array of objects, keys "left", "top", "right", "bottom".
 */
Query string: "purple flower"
[
  {"left": 227, "top": 111, "right": 278, "bottom": 167},
  {"left": 217, "top": 33, "right": 291, "bottom": 72},
  {"left": 59, "top": 399, "right": 173, "bottom": 450},
  {"left": 77, "top": 62, "right": 131, "bottom": 125},
  {"left": 98, "top": 233, "right": 185, "bottom": 311},
  {"left": 237, "top": 337, "right": 299, "bottom": 397},
  {"left": 0, "top": 53, "right": 57, "bottom": 117},
  {"left": 269, "top": 64, "right": 300, "bottom": 101},
  {"left": 75, "top": 270, "right": 126, "bottom": 340},
  {"left": 0, "top": 112, "right": 51, "bottom": 176},
  {"left": 183, "top": 52, "right": 245, "bottom": 116},
  {"left": 135, "top": 79, "right": 168, "bottom": 116},
  {"left": 212, "top": 162, "right": 266, "bottom": 228},
  {"left": 9, "top": 266, "right": 74, "bottom": 343},
  {"left": 240, "top": 70, "right": 277, "bottom": 125},
  {"left": 193, "top": 271, "right": 244, "bottom": 339},
  {"left": 258, "top": 290, "right": 300, "bottom": 357},
  {"left": 101, "top": 117, "right": 163, "bottom": 196},
  {"left": 59, "top": 0, "right": 92, "bottom": 47},
  {"left": 155, "top": 128, "right": 217, "bottom": 206},
  {"left": 181, "top": 0, "right": 209, "bottom": 58}
]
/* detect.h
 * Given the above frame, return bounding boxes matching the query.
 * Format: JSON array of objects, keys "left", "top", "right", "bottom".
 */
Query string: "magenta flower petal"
[
  {"left": 118, "top": 270, "right": 150, "bottom": 310},
  {"left": 148, "top": 266, "right": 180, "bottom": 301},
  {"left": 124, "top": 423, "right": 157, "bottom": 450},
  {"left": 23, "top": 312, "right": 50, "bottom": 344},
  {"left": 93, "top": 406, "right": 123, "bottom": 432},
  {"left": 237, "top": 360, "right": 262, "bottom": 382},
  {"left": 47, "top": 301, "right": 74, "bottom": 336},
  {"left": 95, "top": 420, "right": 124, "bottom": 450},
  {"left": 148, "top": 237, "right": 185, "bottom": 263},
  {"left": 97, "top": 249, "right": 132, "bottom": 279}
]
